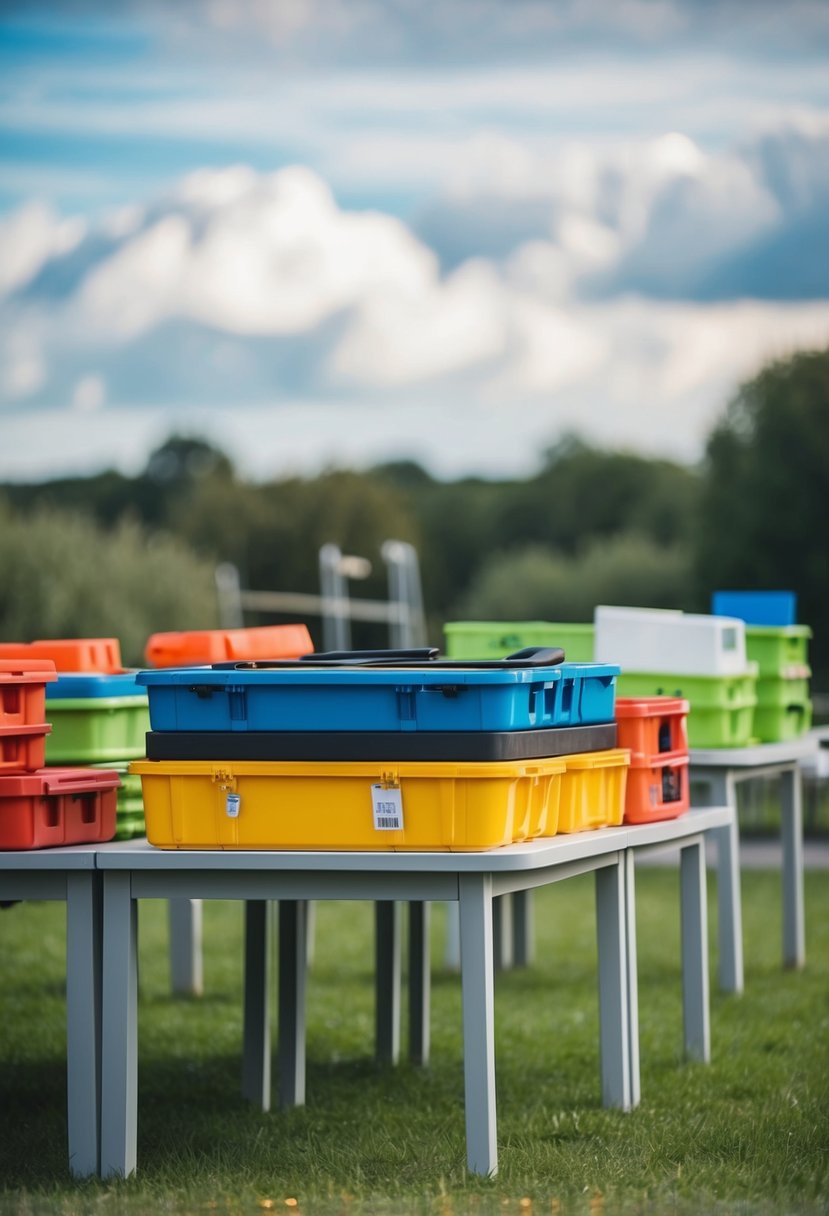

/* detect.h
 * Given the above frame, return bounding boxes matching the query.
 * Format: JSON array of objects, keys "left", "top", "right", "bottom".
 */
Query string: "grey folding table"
[
  {"left": 96, "top": 831, "right": 637, "bottom": 1179},
  {"left": 689, "top": 736, "right": 818, "bottom": 992},
  {"left": 621, "top": 805, "right": 733, "bottom": 1107},
  {"left": 0, "top": 844, "right": 102, "bottom": 1178},
  {"left": 394, "top": 806, "right": 733, "bottom": 1109}
]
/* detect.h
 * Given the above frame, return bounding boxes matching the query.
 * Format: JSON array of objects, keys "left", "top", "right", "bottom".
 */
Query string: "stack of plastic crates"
[
  {"left": 132, "top": 646, "right": 630, "bottom": 850},
  {"left": 0, "top": 657, "right": 120, "bottom": 848},
  {"left": 712, "top": 592, "right": 812, "bottom": 743},
  {"left": 616, "top": 697, "right": 690, "bottom": 823},
  {"left": 0, "top": 639, "right": 149, "bottom": 840},
  {"left": 594, "top": 606, "right": 758, "bottom": 749}
]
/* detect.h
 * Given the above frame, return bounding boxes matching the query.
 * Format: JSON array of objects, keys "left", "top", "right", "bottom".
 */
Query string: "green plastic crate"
[
  {"left": 444, "top": 621, "right": 595, "bottom": 662},
  {"left": 753, "top": 699, "right": 812, "bottom": 743},
  {"left": 616, "top": 667, "right": 757, "bottom": 748},
  {"left": 753, "top": 674, "right": 812, "bottom": 742},
  {"left": 45, "top": 695, "right": 150, "bottom": 764},
  {"left": 746, "top": 625, "right": 811, "bottom": 678}
]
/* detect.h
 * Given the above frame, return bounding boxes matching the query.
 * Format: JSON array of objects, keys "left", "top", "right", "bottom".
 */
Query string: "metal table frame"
[
  {"left": 689, "top": 737, "right": 817, "bottom": 992},
  {"left": 94, "top": 806, "right": 731, "bottom": 1181},
  {"left": 0, "top": 846, "right": 102, "bottom": 1178}
]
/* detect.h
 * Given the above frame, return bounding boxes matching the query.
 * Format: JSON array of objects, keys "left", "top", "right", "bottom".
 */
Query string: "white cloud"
[
  {"left": 1, "top": 141, "right": 828, "bottom": 482},
  {"left": 0, "top": 202, "right": 86, "bottom": 298},
  {"left": 73, "top": 166, "right": 436, "bottom": 340},
  {"left": 71, "top": 374, "right": 107, "bottom": 413}
]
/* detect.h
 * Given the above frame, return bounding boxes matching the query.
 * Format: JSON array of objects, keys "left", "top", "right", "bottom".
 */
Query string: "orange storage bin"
[
  {"left": 624, "top": 755, "right": 689, "bottom": 824},
  {"left": 0, "top": 767, "right": 119, "bottom": 849},
  {"left": 144, "top": 624, "right": 313, "bottom": 668},
  {"left": 0, "top": 638, "right": 123, "bottom": 673},
  {"left": 551, "top": 748, "right": 630, "bottom": 834},
  {"left": 0, "top": 724, "right": 52, "bottom": 773},
  {"left": 615, "top": 697, "right": 688, "bottom": 763},
  {"left": 0, "top": 659, "right": 57, "bottom": 730}
]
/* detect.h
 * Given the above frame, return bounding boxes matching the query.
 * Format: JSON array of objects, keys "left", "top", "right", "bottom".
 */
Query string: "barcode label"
[
  {"left": 371, "top": 784, "right": 404, "bottom": 832},
  {"left": 226, "top": 793, "right": 241, "bottom": 818}
]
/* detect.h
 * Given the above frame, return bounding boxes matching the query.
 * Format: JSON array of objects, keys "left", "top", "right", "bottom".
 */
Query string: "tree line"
[{"left": 1, "top": 347, "right": 827, "bottom": 686}]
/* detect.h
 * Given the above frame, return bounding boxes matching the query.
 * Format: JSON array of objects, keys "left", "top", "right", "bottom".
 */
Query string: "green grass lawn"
[{"left": 1, "top": 870, "right": 828, "bottom": 1216}]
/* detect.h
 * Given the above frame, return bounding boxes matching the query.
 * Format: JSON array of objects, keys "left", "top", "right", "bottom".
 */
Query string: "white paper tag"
[
  {"left": 226, "top": 793, "right": 241, "bottom": 819},
  {"left": 371, "top": 784, "right": 404, "bottom": 831}
]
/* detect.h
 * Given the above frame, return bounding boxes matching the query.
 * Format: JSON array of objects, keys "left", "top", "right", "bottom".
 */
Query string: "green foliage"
[
  {"left": 489, "top": 435, "right": 700, "bottom": 555},
  {"left": 697, "top": 346, "right": 829, "bottom": 684},
  {"left": 1, "top": 871, "right": 827, "bottom": 1212},
  {"left": 454, "top": 533, "right": 693, "bottom": 621},
  {"left": 0, "top": 502, "right": 219, "bottom": 665}
]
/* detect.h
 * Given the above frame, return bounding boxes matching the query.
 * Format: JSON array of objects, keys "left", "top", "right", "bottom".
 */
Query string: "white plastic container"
[{"left": 594, "top": 606, "right": 748, "bottom": 677}]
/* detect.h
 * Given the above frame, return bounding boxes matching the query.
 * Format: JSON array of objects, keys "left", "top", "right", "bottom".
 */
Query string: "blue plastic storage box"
[
  {"left": 137, "top": 661, "right": 619, "bottom": 733},
  {"left": 47, "top": 672, "right": 145, "bottom": 699},
  {"left": 711, "top": 591, "right": 797, "bottom": 627}
]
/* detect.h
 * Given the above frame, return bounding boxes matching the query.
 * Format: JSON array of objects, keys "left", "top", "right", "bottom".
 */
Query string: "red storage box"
[
  {"left": 624, "top": 754, "right": 689, "bottom": 824},
  {"left": 0, "top": 723, "right": 52, "bottom": 773},
  {"left": 144, "top": 624, "right": 313, "bottom": 668},
  {"left": 615, "top": 696, "right": 689, "bottom": 763},
  {"left": 0, "top": 659, "right": 57, "bottom": 730},
  {"left": 0, "top": 639, "right": 123, "bottom": 673},
  {"left": 0, "top": 767, "right": 120, "bottom": 849}
]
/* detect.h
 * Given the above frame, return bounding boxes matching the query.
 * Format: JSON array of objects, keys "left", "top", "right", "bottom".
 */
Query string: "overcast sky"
[{"left": 2, "top": 0, "right": 829, "bottom": 482}]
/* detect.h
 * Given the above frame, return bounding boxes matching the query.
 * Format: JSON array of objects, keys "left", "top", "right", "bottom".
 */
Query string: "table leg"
[
  {"left": 622, "top": 852, "right": 640, "bottom": 1109},
  {"left": 595, "top": 858, "right": 631, "bottom": 1110},
  {"left": 511, "top": 890, "right": 534, "bottom": 967},
  {"left": 66, "top": 872, "right": 102, "bottom": 1178},
  {"left": 278, "top": 900, "right": 307, "bottom": 1108},
  {"left": 444, "top": 901, "right": 460, "bottom": 970},
  {"left": 694, "top": 775, "right": 743, "bottom": 994},
  {"left": 100, "top": 872, "right": 138, "bottom": 1179},
  {"left": 459, "top": 873, "right": 497, "bottom": 1177},
  {"left": 408, "top": 902, "right": 430, "bottom": 1066},
  {"left": 492, "top": 895, "right": 513, "bottom": 971},
  {"left": 780, "top": 766, "right": 805, "bottom": 969},
  {"left": 375, "top": 901, "right": 401, "bottom": 1064},
  {"left": 680, "top": 841, "right": 710, "bottom": 1063},
  {"left": 168, "top": 899, "right": 203, "bottom": 997},
  {"left": 242, "top": 900, "right": 272, "bottom": 1111}
]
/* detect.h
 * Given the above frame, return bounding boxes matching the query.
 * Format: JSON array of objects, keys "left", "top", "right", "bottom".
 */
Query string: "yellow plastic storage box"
[
  {"left": 550, "top": 748, "right": 630, "bottom": 834},
  {"left": 130, "top": 757, "right": 567, "bottom": 851}
]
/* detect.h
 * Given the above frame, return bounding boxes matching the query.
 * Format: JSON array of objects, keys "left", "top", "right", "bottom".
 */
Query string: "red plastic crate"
[
  {"left": 624, "top": 754, "right": 689, "bottom": 824},
  {"left": 0, "top": 639, "right": 123, "bottom": 673},
  {"left": 0, "top": 659, "right": 57, "bottom": 730},
  {"left": 0, "top": 767, "right": 120, "bottom": 849},
  {"left": 0, "top": 723, "right": 52, "bottom": 773},
  {"left": 615, "top": 696, "right": 689, "bottom": 763},
  {"left": 144, "top": 624, "right": 313, "bottom": 668}
]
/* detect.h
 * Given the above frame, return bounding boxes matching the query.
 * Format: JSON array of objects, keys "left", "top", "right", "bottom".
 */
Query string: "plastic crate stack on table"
[
  {"left": 0, "top": 656, "right": 120, "bottom": 849},
  {"left": 0, "top": 638, "right": 148, "bottom": 840},
  {"left": 444, "top": 620, "right": 694, "bottom": 826},
  {"left": 594, "top": 606, "right": 759, "bottom": 750},
  {"left": 133, "top": 644, "right": 629, "bottom": 851},
  {"left": 711, "top": 592, "right": 812, "bottom": 743}
]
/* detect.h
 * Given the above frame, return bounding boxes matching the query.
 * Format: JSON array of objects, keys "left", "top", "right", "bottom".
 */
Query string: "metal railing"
[{"left": 215, "top": 540, "right": 427, "bottom": 650}]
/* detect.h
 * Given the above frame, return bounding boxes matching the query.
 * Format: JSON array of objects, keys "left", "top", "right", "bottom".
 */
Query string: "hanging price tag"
[
  {"left": 226, "top": 793, "right": 241, "bottom": 819},
  {"left": 371, "top": 784, "right": 404, "bottom": 831}
]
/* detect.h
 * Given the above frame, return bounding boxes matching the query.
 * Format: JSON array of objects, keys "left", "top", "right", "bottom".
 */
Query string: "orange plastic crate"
[
  {"left": 0, "top": 639, "right": 123, "bottom": 673},
  {"left": 144, "top": 624, "right": 313, "bottom": 668},
  {"left": 624, "top": 755, "right": 689, "bottom": 824},
  {"left": 0, "top": 767, "right": 119, "bottom": 849},
  {"left": 0, "top": 723, "right": 52, "bottom": 773},
  {"left": 615, "top": 697, "right": 689, "bottom": 763},
  {"left": 0, "top": 659, "right": 57, "bottom": 730}
]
